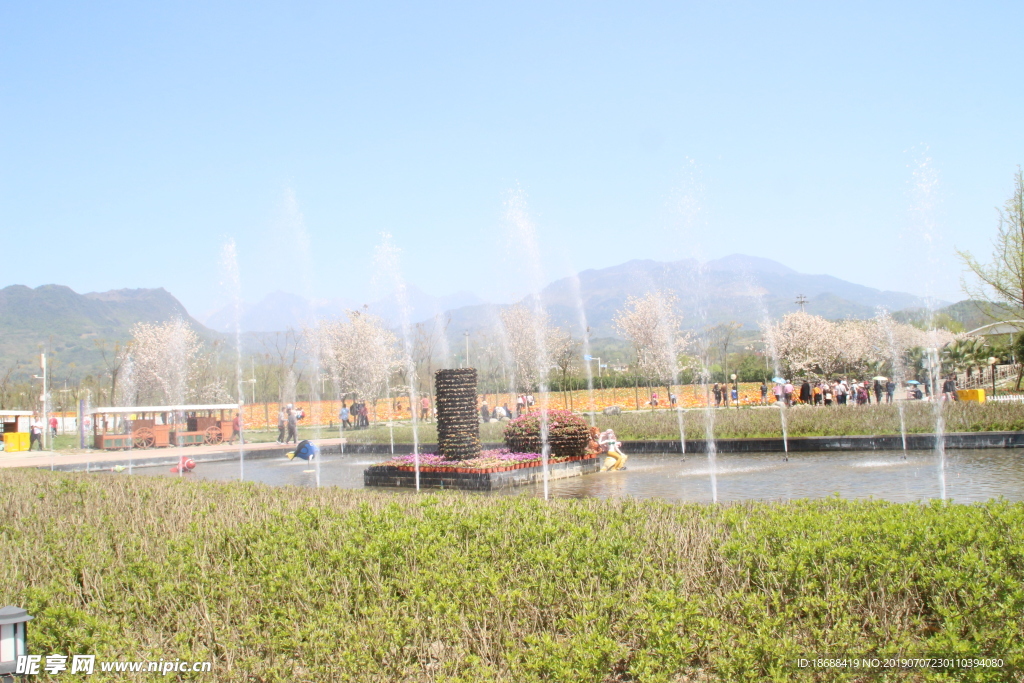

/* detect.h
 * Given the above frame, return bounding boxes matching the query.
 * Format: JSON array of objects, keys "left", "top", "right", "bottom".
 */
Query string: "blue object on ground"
[{"left": 294, "top": 440, "right": 319, "bottom": 461}]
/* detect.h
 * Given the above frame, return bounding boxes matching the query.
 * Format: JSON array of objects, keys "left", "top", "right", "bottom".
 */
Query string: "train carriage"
[{"left": 89, "top": 404, "right": 238, "bottom": 450}]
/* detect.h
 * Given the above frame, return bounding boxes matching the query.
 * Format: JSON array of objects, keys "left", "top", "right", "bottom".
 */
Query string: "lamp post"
[
  {"left": 0, "top": 605, "right": 33, "bottom": 675},
  {"left": 989, "top": 356, "right": 998, "bottom": 398}
]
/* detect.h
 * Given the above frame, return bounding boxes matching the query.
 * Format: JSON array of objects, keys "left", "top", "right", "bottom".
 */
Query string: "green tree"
[{"left": 958, "top": 167, "right": 1024, "bottom": 320}]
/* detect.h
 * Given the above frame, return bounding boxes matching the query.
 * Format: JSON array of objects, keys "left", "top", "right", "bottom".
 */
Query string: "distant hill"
[
  {"left": 0, "top": 285, "right": 212, "bottom": 379},
  {"left": 0, "top": 254, "right": 951, "bottom": 379},
  {"left": 438, "top": 254, "right": 934, "bottom": 340},
  {"left": 893, "top": 300, "right": 1021, "bottom": 333},
  {"left": 202, "top": 286, "right": 483, "bottom": 333}
]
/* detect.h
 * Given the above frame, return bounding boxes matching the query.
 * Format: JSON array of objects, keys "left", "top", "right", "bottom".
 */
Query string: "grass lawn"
[{"left": 2, "top": 469, "right": 1021, "bottom": 681}]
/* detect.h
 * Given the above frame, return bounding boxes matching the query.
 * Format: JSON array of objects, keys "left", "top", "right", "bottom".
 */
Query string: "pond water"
[{"left": 139, "top": 449, "right": 1024, "bottom": 503}]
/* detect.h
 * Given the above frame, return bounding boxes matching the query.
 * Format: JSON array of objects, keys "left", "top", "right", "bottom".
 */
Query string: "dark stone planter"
[{"left": 364, "top": 456, "right": 601, "bottom": 491}]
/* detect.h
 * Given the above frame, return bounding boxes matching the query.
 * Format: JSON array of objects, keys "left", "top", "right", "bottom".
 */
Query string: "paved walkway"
[{"left": 0, "top": 438, "right": 348, "bottom": 470}]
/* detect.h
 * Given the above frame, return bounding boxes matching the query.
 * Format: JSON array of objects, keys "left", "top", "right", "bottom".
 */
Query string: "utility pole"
[
  {"left": 40, "top": 352, "right": 48, "bottom": 451},
  {"left": 795, "top": 294, "right": 808, "bottom": 312}
]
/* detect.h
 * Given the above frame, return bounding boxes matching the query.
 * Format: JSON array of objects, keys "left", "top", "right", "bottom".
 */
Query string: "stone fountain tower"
[{"left": 434, "top": 368, "right": 481, "bottom": 460}]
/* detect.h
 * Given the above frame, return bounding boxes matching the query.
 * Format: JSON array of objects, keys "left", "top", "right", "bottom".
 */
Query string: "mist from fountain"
[
  {"left": 568, "top": 273, "right": 597, "bottom": 426},
  {"left": 220, "top": 238, "right": 247, "bottom": 481},
  {"left": 877, "top": 310, "right": 909, "bottom": 453},
  {"left": 668, "top": 160, "right": 713, "bottom": 488},
  {"left": 650, "top": 285, "right": 687, "bottom": 456},
  {"left": 692, "top": 265, "right": 719, "bottom": 502},
  {"left": 283, "top": 190, "right": 321, "bottom": 486},
  {"left": 385, "top": 376, "right": 395, "bottom": 455},
  {"left": 505, "top": 187, "right": 551, "bottom": 500},
  {"left": 374, "top": 233, "right": 421, "bottom": 491},
  {"left": 119, "top": 356, "right": 136, "bottom": 475}
]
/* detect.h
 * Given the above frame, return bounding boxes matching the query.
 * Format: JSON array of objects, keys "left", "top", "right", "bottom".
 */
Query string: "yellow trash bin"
[
  {"left": 3, "top": 432, "right": 30, "bottom": 452},
  {"left": 956, "top": 389, "right": 986, "bottom": 403}
]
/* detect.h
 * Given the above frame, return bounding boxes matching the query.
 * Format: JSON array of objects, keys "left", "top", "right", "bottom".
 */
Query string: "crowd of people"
[{"left": 758, "top": 377, "right": 960, "bottom": 407}]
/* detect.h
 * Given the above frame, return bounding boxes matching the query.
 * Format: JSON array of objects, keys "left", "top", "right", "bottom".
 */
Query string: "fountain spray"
[
  {"left": 374, "top": 233, "right": 421, "bottom": 491},
  {"left": 220, "top": 238, "right": 247, "bottom": 481},
  {"left": 506, "top": 187, "right": 552, "bottom": 500}
]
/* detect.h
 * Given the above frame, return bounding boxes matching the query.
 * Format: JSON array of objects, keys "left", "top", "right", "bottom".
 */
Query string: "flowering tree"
[
  {"left": 122, "top": 319, "right": 204, "bottom": 405},
  {"left": 762, "top": 311, "right": 959, "bottom": 380},
  {"left": 613, "top": 291, "right": 689, "bottom": 394},
  {"left": 499, "top": 304, "right": 569, "bottom": 392},
  {"left": 312, "top": 310, "right": 400, "bottom": 402}
]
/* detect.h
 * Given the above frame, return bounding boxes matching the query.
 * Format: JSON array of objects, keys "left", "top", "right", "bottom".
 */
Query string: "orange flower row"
[{"left": 237, "top": 383, "right": 767, "bottom": 429}]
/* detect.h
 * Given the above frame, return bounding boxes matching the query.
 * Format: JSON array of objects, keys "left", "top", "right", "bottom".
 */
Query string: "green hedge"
[{"left": 1, "top": 471, "right": 1021, "bottom": 681}]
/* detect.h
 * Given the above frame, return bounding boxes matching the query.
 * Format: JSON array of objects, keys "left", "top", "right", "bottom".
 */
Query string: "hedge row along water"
[{"left": 1, "top": 471, "right": 1021, "bottom": 681}]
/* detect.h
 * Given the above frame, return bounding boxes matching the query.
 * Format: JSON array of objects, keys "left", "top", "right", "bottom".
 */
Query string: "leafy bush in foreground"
[{"left": 1, "top": 471, "right": 1021, "bottom": 681}]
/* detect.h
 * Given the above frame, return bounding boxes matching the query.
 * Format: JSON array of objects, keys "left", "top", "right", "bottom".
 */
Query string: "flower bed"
[
  {"left": 368, "top": 448, "right": 592, "bottom": 474},
  {"left": 504, "top": 409, "right": 591, "bottom": 457}
]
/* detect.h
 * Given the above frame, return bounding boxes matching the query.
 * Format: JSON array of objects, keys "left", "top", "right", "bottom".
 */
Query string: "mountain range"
[
  {"left": 1, "top": 254, "right": 970, "bottom": 379},
  {"left": 0, "top": 285, "right": 206, "bottom": 379},
  {"left": 202, "top": 254, "right": 933, "bottom": 336}
]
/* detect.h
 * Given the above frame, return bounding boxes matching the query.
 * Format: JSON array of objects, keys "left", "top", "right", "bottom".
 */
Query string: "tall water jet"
[
  {"left": 505, "top": 187, "right": 552, "bottom": 500},
  {"left": 220, "top": 238, "right": 247, "bottom": 481},
  {"left": 668, "top": 161, "right": 713, "bottom": 490},
  {"left": 745, "top": 270, "right": 791, "bottom": 454},
  {"left": 907, "top": 153, "right": 947, "bottom": 498},
  {"left": 568, "top": 273, "right": 597, "bottom": 426},
  {"left": 374, "top": 233, "right": 421, "bottom": 490}
]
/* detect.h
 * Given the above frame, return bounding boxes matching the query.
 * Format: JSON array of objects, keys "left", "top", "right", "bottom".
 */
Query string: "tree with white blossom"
[
  {"left": 613, "top": 291, "right": 690, "bottom": 397},
  {"left": 312, "top": 310, "right": 400, "bottom": 402},
  {"left": 499, "top": 304, "right": 569, "bottom": 392},
  {"left": 122, "top": 319, "right": 209, "bottom": 405}
]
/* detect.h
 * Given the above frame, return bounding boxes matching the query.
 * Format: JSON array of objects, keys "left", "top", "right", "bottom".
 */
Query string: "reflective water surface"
[{"left": 142, "top": 449, "right": 1024, "bottom": 503}]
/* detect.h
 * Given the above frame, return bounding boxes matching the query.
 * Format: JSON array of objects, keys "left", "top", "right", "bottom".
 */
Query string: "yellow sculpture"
[{"left": 598, "top": 429, "right": 627, "bottom": 471}]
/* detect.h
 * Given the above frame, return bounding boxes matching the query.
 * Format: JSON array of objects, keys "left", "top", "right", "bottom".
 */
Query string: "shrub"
[{"left": 504, "top": 409, "right": 591, "bottom": 457}]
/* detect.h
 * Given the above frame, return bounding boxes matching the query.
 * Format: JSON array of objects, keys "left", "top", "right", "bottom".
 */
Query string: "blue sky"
[{"left": 2, "top": 1, "right": 1021, "bottom": 317}]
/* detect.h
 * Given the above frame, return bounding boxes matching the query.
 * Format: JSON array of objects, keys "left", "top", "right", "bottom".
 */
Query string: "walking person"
[
  {"left": 420, "top": 395, "right": 431, "bottom": 422},
  {"left": 783, "top": 381, "right": 794, "bottom": 407},
  {"left": 886, "top": 380, "right": 896, "bottom": 404},
  {"left": 232, "top": 412, "right": 243, "bottom": 444},
  {"left": 276, "top": 405, "right": 286, "bottom": 443},
  {"left": 286, "top": 405, "right": 298, "bottom": 444},
  {"left": 760, "top": 381, "right": 768, "bottom": 405},
  {"left": 29, "top": 419, "right": 43, "bottom": 451},
  {"left": 873, "top": 380, "right": 883, "bottom": 404},
  {"left": 712, "top": 383, "right": 722, "bottom": 407},
  {"left": 772, "top": 381, "right": 784, "bottom": 404},
  {"left": 339, "top": 403, "right": 351, "bottom": 428},
  {"left": 49, "top": 415, "right": 58, "bottom": 438},
  {"left": 799, "top": 380, "right": 812, "bottom": 405},
  {"left": 516, "top": 395, "right": 525, "bottom": 417}
]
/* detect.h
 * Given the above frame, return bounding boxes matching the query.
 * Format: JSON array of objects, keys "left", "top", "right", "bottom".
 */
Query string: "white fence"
[{"left": 987, "top": 394, "right": 1024, "bottom": 403}]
